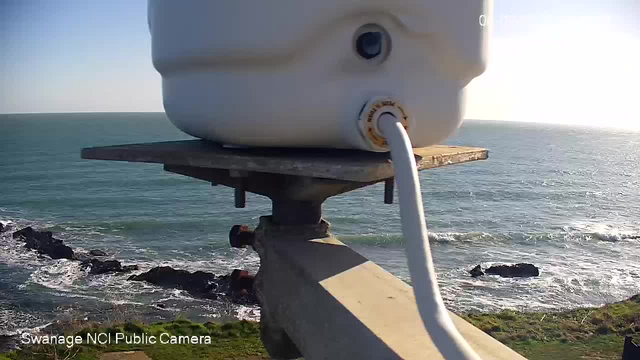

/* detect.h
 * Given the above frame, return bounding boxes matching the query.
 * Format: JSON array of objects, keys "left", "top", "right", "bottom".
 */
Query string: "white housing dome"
[{"left": 148, "top": 1, "right": 491, "bottom": 151}]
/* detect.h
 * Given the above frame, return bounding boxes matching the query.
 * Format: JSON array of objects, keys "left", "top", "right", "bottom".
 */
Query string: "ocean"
[{"left": 1, "top": 113, "right": 639, "bottom": 335}]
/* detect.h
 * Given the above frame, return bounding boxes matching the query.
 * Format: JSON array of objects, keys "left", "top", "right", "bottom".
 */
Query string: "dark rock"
[
  {"left": 10, "top": 226, "right": 141, "bottom": 279},
  {"left": 154, "top": 303, "right": 167, "bottom": 309},
  {"left": 87, "top": 259, "right": 137, "bottom": 275},
  {"left": 0, "top": 334, "right": 20, "bottom": 354},
  {"left": 89, "top": 259, "right": 123, "bottom": 275},
  {"left": 469, "top": 265, "right": 484, "bottom": 277},
  {"left": 13, "top": 227, "right": 74, "bottom": 260},
  {"left": 128, "top": 266, "right": 219, "bottom": 299},
  {"left": 230, "top": 269, "right": 254, "bottom": 290},
  {"left": 229, "top": 269, "right": 258, "bottom": 304},
  {"left": 0, "top": 223, "right": 4, "bottom": 233},
  {"left": 73, "top": 253, "right": 92, "bottom": 263},
  {"left": 13, "top": 226, "right": 34, "bottom": 239},
  {"left": 485, "top": 263, "right": 539, "bottom": 278},
  {"left": 128, "top": 266, "right": 259, "bottom": 305},
  {"left": 122, "top": 265, "right": 139, "bottom": 272},
  {"left": 89, "top": 249, "right": 108, "bottom": 257},
  {"left": 623, "top": 336, "right": 640, "bottom": 360}
]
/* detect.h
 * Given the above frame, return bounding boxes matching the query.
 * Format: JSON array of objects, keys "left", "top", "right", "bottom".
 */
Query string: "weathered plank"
[{"left": 82, "top": 140, "right": 487, "bottom": 182}]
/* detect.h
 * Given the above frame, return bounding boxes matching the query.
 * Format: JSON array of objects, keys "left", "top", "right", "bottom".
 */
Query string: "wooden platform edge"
[{"left": 81, "top": 141, "right": 488, "bottom": 183}]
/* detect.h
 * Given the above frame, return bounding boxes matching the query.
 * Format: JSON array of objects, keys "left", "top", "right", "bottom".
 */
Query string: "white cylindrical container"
[{"left": 148, "top": 1, "right": 491, "bottom": 151}]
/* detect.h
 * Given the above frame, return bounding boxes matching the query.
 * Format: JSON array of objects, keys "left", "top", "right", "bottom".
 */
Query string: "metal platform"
[{"left": 81, "top": 140, "right": 525, "bottom": 360}]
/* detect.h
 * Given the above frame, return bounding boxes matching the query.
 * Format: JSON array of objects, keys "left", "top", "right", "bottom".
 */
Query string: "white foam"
[
  {"left": 568, "top": 221, "right": 638, "bottom": 242},
  {"left": 29, "top": 260, "right": 85, "bottom": 292},
  {"left": 0, "top": 235, "right": 42, "bottom": 269},
  {"left": 428, "top": 231, "right": 496, "bottom": 243},
  {"left": 131, "top": 249, "right": 260, "bottom": 276},
  {"left": 0, "top": 321, "right": 53, "bottom": 337},
  {"left": 198, "top": 302, "right": 260, "bottom": 322},
  {"left": 0, "top": 219, "right": 15, "bottom": 229}
]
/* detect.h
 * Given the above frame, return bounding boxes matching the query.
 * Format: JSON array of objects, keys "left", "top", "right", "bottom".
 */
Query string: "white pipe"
[{"left": 377, "top": 113, "right": 481, "bottom": 360}]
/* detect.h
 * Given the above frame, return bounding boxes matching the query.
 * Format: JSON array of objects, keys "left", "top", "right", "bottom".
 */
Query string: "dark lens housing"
[
  {"left": 353, "top": 24, "right": 391, "bottom": 63},
  {"left": 356, "top": 32, "right": 383, "bottom": 60}
]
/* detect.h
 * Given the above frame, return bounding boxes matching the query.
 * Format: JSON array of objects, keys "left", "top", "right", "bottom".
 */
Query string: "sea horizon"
[{"left": 2, "top": 112, "right": 639, "bottom": 133}]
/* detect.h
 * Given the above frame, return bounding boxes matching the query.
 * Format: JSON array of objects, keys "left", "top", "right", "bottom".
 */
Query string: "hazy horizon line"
[
  {"left": 1, "top": 112, "right": 638, "bottom": 132},
  {"left": 0, "top": 111, "right": 166, "bottom": 115}
]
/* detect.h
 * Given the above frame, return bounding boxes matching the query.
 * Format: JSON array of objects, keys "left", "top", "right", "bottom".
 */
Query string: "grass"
[
  {"left": 3, "top": 295, "right": 638, "bottom": 359},
  {"left": 2, "top": 320, "right": 268, "bottom": 360},
  {"left": 461, "top": 294, "right": 640, "bottom": 359}
]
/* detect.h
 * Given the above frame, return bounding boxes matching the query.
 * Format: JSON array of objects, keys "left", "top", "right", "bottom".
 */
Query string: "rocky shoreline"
[
  {"left": 1, "top": 220, "right": 552, "bottom": 354},
  {"left": 0, "top": 222, "right": 260, "bottom": 353},
  {"left": 1, "top": 221, "right": 545, "bottom": 313},
  {"left": 1, "top": 223, "right": 258, "bottom": 305}
]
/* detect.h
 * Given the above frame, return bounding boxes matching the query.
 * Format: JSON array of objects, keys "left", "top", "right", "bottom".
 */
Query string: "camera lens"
[
  {"left": 356, "top": 32, "right": 383, "bottom": 60},
  {"left": 353, "top": 24, "right": 390, "bottom": 63}
]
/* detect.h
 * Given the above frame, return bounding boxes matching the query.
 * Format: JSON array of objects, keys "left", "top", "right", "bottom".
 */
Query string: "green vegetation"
[
  {"left": 2, "top": 320, "right": 268, "bottom": 360},
  {"left": 3, "top": 295, "right": 638, "bottom": 359},
  {"left": 462, "top": 294, "right": 640, "bottom": 359}
]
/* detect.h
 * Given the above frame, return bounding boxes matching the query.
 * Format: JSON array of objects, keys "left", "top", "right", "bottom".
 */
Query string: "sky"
[{"left": 1, "top": 0, "right": 639, "bottom": 129}]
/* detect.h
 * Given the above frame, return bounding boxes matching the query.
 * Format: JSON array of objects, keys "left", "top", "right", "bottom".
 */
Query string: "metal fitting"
[
  {"left": 358, "top": 97, "right": 411, "bottom": 152},
  {"left": 229, "top": 224, "right": 255, "bottom": 248}
]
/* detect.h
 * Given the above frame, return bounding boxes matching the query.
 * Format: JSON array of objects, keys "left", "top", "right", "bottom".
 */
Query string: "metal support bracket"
[{"left": 164, "top": 164, "right": 375, "bottom": 225}]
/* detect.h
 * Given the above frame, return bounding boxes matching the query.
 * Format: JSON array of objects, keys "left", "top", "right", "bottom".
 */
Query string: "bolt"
[
  {"left": 229, "top": 225, "right": 255, "bottom": 248},
  {"left": 235, "top": 185, "right": 246, "bottom": 208},
  {"left": 384, "top": 177, "right": 394, "bottom": 204}
]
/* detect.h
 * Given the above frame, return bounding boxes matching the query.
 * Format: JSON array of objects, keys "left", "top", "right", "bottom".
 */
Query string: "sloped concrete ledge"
[{"left": 253, "top": 216, "right": 526, "bottom": 360}]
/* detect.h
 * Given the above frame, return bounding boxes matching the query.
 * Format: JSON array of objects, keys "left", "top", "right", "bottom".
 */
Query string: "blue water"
[{"left": 1, "top": 113, "right": 639, "bottom": 334}]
